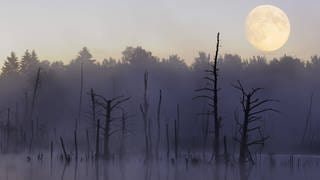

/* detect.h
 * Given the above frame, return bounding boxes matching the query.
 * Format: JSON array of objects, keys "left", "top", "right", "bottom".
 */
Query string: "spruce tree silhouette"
[
  {"left": 20, "top": 50, "right": 40, "bottom": 76},
  {"left": 2, "top": 52, "right": 19, "bottom": 78}
]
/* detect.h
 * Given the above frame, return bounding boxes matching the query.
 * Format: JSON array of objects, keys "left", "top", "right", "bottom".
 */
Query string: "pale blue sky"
[{"left": 0, "top": 0, "right": 318, "bottom": 64}]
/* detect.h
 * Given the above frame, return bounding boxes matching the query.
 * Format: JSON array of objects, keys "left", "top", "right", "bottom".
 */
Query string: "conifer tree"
[
  {"left": 20, "top": 50, "right": 39, "bottom": 75},
  {"left": 1, "top": 52, "right": 19, "bottom": 77}
]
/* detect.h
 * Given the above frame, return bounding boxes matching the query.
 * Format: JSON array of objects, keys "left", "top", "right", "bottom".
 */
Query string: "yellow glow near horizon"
[{"left": 0, "top": 1, "right": 318, "bottom": 64}]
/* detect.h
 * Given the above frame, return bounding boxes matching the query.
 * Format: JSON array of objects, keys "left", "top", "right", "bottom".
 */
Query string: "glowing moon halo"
[{"left": 246, "top": 5, "right": 290, "bottom": 52}]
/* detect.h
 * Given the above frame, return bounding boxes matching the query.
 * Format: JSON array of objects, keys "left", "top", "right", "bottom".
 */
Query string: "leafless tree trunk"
[
  {"left": 74, "top": 130, "right": 78, "bottom": 161},
  {"left": 155, "top": 90, "right": 162, "bottom": 160},
  {"left": 77, "top": 62, "right": 84, "bottom": 130},
  {"left": 194, "top": 33, "right": 221, "bottom": 162},
  {"left": 174, "top": 104, "right": 180, "bottom": 159},
  {"left": 166, "top": 123, "right": 170, "bottom": 160},
  {"left": 24, "top": 91, "right": 29, "bottom": 128},
  {"left": 140, "top": 71, "right": 151, "bottom": 161},
  {"left": 60, "top": 137, "right": 70, "bottom": 163},
  {"left": 301, "top": 93, "right": 313, "bottom": 144},
  {"left": 50, "top": 141, "right": 53, "bottom": 162},
  {"left": 202, "top": 110, "right": 210, "bottom": 159},
  {"left": 233, "top": 81, "right": 278, "bottom": 164},
  {"left": 6, "top": 108, "right": 10, "bottom": 151},
  {"left": 120, "top": 109, "right": 128, "bottom": 160},
  {"left": 30, "top": 68, "right": 41, "bottom": 125},
  {"left": 95, "top": 94, "right": 130, "bottom": 160},
  {"left": 86, "top": 129, "right": 90, "bottom": 159},
  {"left": 91, "top": 88, "right": 96, "bottom": 127},
  {"left": 29, "top": 120, "right": 34, "bottom": 153},
  {"left": 29, "top": 68, "right": 41, "bottom": 151},
  {"left": 212, "top": 33, "right": 221, "bottom": 161},
  {"left": 95, "top": 119, "right": 100, "bottom": 159},
  {"left": 15, "top": 102, "right": 19, "bottom": 125},
  {"left": 104, "top": 101, "right": 111, "bottom": 160}
]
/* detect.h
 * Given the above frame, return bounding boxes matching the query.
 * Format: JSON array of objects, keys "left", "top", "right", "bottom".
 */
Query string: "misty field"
[{"left": 0, "top": 153, "right": 318, "bottom": 180}]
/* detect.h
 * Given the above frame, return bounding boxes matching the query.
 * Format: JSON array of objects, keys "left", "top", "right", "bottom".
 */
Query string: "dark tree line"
[{"left": 0, "top": 40, "right": 319, "bottom": 164}]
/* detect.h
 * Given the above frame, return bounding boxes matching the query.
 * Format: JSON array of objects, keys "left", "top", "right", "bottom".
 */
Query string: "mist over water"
[{"left": 0, "top": 46, "right": 319, "bottom": 179}]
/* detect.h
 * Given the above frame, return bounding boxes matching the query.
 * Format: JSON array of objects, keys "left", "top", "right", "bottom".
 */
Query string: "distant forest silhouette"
[{"left": 0, "top": 45, "right": 320, "bottom": 156}]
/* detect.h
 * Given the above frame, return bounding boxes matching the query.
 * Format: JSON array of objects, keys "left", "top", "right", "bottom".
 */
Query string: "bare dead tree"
[
  {"left": 6, "top": 108, "right": 10, "bottom": 151},
  {"left": 24, "top": 91, "right": 29, "bottom": 124},
  {"left": 87, "top": 88, "right": 99, "bottom": 159},
  {"left": 90, "top": 88, "right": 97, "bottom": 128},
  {"left": 166, "top": 123, "right": 170, "bottom": 160},
  {"left": 50, "top": 141, "right": 53, "bottom": 162},
  {"left": 30, "top": 68, "right": 41, "bottom": 124},
  {"left": 119, "top": 107, "right": 132, "bottom": 160},
  {"left": 301, "top": 93, "right": 313, "bottom": 144},
  {"left": 86, "top": 129, "right": 90, "bottom": 159},
  {"left": 95, "top": 94, "right": 130, "bottom": 160},
  {"left": 198, "top": 108, "right": 210, "bottom": 160},
  {"left": 95, "top": 119, "right": 100, "bottom": 159},
  {"left": 140, "top": 70, "right": 152, "bottom": 161},
  {"left": 77, "top": 62, "right": 84, "bottom": 130},
  {"left": 174, "top": 104, "right": 180, "bottom": 159},
  {"left": 15, "top": 102, "right": 19, "bottom": 125},
  {"left": 193, "top": 32, "right": 221, "bottom": 161},
  {"left": 155, "top": 89, "right": 162, "bottom": 160},
  {"left": 60, "top": 136, "right": 70, "bottom": 163},
  {"left": 74, "top": 130, "right": 78, "bottom": 161},
  {"left": 232, "top": 111, "right": 239, "bottom": 160},
  {"left": 29, "top": 68, "right": 41, "bottom": 153},
  {"left": 233, "top": 80, "right": 278, "bottom": 164},
  {"left": 120, "top": 111, "right": 127, "bottom": 160}
]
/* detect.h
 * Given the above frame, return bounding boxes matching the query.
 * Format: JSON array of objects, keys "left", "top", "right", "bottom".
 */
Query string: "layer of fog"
[{"left": 0, "top": 47, "right": 319, "bottom": 155}]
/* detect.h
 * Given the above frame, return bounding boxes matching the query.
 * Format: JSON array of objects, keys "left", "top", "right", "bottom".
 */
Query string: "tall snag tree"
[
  {"left": 28, "top": 67, "right": 41, "bottom": 152},
  {"left": 74, "top": 47, "right": 95, "bottom": 129},
  {"left": 194, "top": 32, "right": 221, "bottom": 161},
  {"left": 95, "top": 94, "right": 130, "bottom": 160},
  {"left": 155, "top": 89, "right": 162, "bottom": 161},
  {"left": 140, "top": 70, "right": 152, "bottom": 161},
  {"left": 118, "top": 107, "right": 133, "bottom": 160},
  {"left": 89, "top": 88, "right": 99, "bottom": 159},
  {"left": 233, "top": 80, "right": 278, "bottom": 164},
  {"left": 301, "top": 93, "right": 313, "bottom": 145}
]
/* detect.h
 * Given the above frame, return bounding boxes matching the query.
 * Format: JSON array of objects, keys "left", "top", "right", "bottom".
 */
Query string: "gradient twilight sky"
[{"left": 0, "top": 0, "right": 318, "bottom": 64}]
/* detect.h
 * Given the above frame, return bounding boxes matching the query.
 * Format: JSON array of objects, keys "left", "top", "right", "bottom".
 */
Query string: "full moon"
[{"left": 246, "top": 5, "right": 290, "bottom": 52}]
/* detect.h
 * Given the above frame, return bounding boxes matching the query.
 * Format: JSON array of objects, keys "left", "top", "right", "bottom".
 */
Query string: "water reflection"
[
  {"left": 239, "top": 165, "right": 252, "bottom": 180},
  {"left": 0, "top": 154, "right": 319, "bottom": 180}
]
